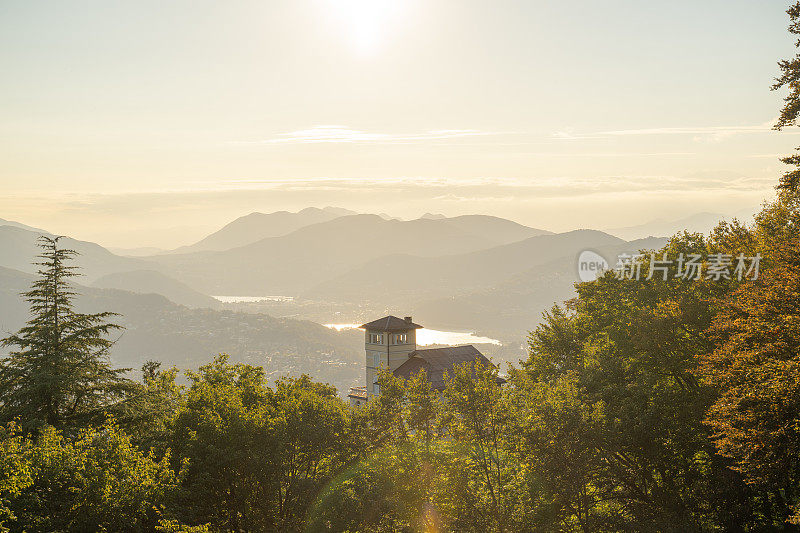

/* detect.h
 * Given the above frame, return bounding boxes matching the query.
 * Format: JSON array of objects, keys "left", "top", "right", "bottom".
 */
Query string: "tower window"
[
  {"left": 392, "top": 333, "right": 407, "bottom": 345},
  {"left": 368, "top": 333, "right": 383, "bottom": 344}
]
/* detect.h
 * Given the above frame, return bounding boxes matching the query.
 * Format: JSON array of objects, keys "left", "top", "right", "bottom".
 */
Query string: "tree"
[
  {"left": 506, "top": 368, "right": 609, "bottom": 532},
  {"left": 2, "top": 419, "right": 179, "bottom": 532},
  {"left": 442, "top": 362, "right": 515, "bottom": 533},
  {"left": 271, "top": 374, "right": 349, "bottom": 530},
  {"left": 170, "top": 355, "right": 349, "bottom": 532},
  {"left": 699, "top": 239, "right": 800, "bottom": 527},
  {"left": 0, "top": 423, "right": 32, "bottom": 533},
  {"left": 169, "top": 355, "right": 276, "bottom": 530},
  {"left": 515, "top": 234, "right": 760, "bottom": 531},
  {"left": 125, "top": 361, "right": 184, "bottom": 453},
  {"left": 0, "top": 236, "right": 134, "bottom": 433},
  {"left": 774, "top": 2, "right": 800, "bottom": 191}
]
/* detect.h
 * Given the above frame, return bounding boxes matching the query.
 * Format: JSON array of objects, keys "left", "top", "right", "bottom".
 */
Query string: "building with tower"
[{"left": 347, "top": 315, "right": 501, "bottom": 407}]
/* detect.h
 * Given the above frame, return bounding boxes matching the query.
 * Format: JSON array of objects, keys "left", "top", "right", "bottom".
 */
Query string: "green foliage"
[
  {"left": 125, "top": 361, "right": 185, "bottom": 453},
  {"left": 1, "top": 418, "right": 178, "bottom": 532},
  {"left": 6, "top": 133, "right": 800, "bottom": 531},
  {"left": 773, "top": 2, "right": 800, "bottom": 191},
  {"left": 169, "top": 354, "right": 349, "bottom": 532},
  {"left": 0, "top": 423, "right": 32, "bottom": 533},
  {"left": 441, "top": 362, "right": 517, "bottom": 533},
  {"left": 511, "top": 230, "right": 777, "bottom": 531}
]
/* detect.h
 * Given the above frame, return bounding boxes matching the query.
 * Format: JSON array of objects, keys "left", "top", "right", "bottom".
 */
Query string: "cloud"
[
  {"left": 600, "top": 124, "right": 774, "bottom": 136},
  {"left": 243, "top": 121, "right": 796, "bottom": 147},
  {"left": 553, "top": 120, "right": 800, "bottom": 143},
  {"left": 241, "top": 125, "right": 506, "bottom": 144},
  {"left": 3, "top": 174, "right": 775, "bottom": 248}
]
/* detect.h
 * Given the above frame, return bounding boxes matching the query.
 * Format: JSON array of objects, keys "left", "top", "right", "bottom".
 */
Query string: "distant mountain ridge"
[
  {"left": 170, "top": 207, "right": 358, "bottom": 253},
  {"left": 412, "top": 236, "right": 668, "bottom": 338},
  {"left": 0, "top": 217, "right": 49, "bottom": 234},
  {"left": 0, "top": 209, "right": 682, "bottom": 378},
  {"left": 0, "top": 210, "right": 553, "bottom": 304},
  {"left": 149, "top": 214, "right": 553, "bottom": 295},
  {"left": 0, "top": 225, "right": 153, "bottom": 283},
  {"left": 305, "top": 229, "right": 623, "bottom": 302},
  {"left": 606, "top": 211, "right": 755, "bottom": 240}
]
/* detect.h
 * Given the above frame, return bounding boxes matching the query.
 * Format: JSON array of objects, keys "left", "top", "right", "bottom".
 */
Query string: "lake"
[
  {"left": 324, "top": 324, "right": 501, "bottom": 346},
  {"left": 213, "top": 295, "right": 295, "bottom": 303}
]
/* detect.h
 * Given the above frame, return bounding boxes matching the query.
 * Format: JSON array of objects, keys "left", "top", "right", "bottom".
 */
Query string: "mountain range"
[
  {"left": 606, "top": 210, "right": 756, "bottom": 241},
  {"left": 0, "top": 208, "right": 716, "bottom": 380},
  {"left": 169, "top": 206, "right": 358, "bottom": 254},
  {"left": 0, "top": 225, "right": 150, "bottom": 282},
  {"left": 304, "top": 229, "right": 620, "bottom": 303},
  {"left": 148, "top": 214, "right": 553, "bottom": 295}
]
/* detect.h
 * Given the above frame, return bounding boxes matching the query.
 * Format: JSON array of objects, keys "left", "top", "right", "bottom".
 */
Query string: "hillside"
[
  {"left": 0, "top": 217, "right": 48, "bottom": 233},
  {"left": 0, "top": 225, "right": 153, "bottom": 283},
  {"left": 436, "top": 214, "right": 552, "bottom": 244},
  {"left": 305, "top": 229, "right": 624, "bottom": 302},
  {"left": 0, "top": 266, "right": 363, "bottom": 391},
  {"left": 412, "top": 237, "right": 668, "bottom": 341},
  {"left": 91, "top": 270, "right": 221, "bottom": 309}
]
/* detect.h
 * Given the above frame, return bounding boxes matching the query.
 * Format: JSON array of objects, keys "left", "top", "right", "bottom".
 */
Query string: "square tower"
[{"left": 359, "top": 315, "right": 423, "bottom": 397}]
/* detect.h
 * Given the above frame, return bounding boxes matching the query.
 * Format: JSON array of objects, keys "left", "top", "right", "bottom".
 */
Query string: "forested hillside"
[{"left": 0, "top": 266, "right": 363, "bottom": 393}]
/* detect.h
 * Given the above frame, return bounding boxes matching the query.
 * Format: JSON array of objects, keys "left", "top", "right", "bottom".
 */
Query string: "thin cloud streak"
[
  {"left": 601, "top": 124, "right": 775, "bottom": 136},
  {"left": 552, "top": 120, "right": 800, "bottom": 142},
  {"left": 242, "top": 125, "right": 509, "bottom": 145}
]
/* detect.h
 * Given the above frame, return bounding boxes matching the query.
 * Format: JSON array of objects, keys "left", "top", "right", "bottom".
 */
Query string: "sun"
[{"left": 323, "top": 0, "right": 405, "bottom": 56}]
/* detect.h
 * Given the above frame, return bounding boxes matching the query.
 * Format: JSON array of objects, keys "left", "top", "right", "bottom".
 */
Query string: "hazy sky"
[{"left": 1, "top": 0, "right": 798, "bottom": 248}]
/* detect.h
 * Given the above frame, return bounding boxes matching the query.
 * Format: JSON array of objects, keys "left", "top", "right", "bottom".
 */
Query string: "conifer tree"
[
  {"left": 773, "top": 2, "right": 800, "bottom": 191},
  {"left": 0, "top": 236, "right": 132, "bottom": 432}
]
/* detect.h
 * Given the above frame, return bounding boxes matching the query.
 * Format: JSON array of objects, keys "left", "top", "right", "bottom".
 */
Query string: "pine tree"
[
  {"left": 773, "top": 2, "right": 800, "bottom": 191},
  {"left": 0, "top": 236, "right": 133, "bottom": 432}
]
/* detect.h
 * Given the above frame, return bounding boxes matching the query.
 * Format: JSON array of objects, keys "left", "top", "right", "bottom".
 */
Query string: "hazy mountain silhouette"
[
  {"left": 170, "top": 207, "right": 358, "bottom": 253},
  {"left": 305, "top": 229, "right": 622, "bottom": 302},
  {"left": 0, "top": 217, "right": 48, "bottom": 234},
  {"left": 91, "top": 270, "right": 221, "bottom": 309},
  {"left": 411, "top": 237, "right": 668, "bottom": 339},
  {"left": 149, "top": 214, "right": 552, "bottom": 295},
  {"left": 0, "top": 225, "right": 152, "bottom": 283},
  {"left": 0, "top": 211, "right": 675, "bottom": 381},
  {"left": 109, "top": 246, "right": 168, "bottom": 257},
  {"left": 440, "top": 215, "right": 552, "bottom": 244},
  {"left": 606, "top": 212, "right": 734, "bottom": 240}
]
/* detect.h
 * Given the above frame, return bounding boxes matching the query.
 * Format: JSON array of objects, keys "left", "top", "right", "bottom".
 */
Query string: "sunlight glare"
[{"left": 324, "top": 0, "right": 404, "bottom": 56}]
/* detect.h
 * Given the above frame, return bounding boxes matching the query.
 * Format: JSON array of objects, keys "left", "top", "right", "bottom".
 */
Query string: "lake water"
[
  {"left": 324, "top": 324, "right": 501, "bottom": 346},
  {"left": 213, "top": 295, "right": 295, "bottom": 303},
  {"left": 209, "top": 297, "right": 502, "bottom": 346}
]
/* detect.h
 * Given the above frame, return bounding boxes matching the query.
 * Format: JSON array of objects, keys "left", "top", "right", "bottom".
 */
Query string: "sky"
[{"left": 1, "top": 0, "right": 799, "bottom": 248}]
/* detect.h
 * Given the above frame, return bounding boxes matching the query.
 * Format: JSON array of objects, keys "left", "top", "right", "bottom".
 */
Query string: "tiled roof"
[
  {"left": 360, "top": 315, "right": 423, "bottom": 332},
  {"left": 393, "top": 345, "right": 504, "bottom": 390}
]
